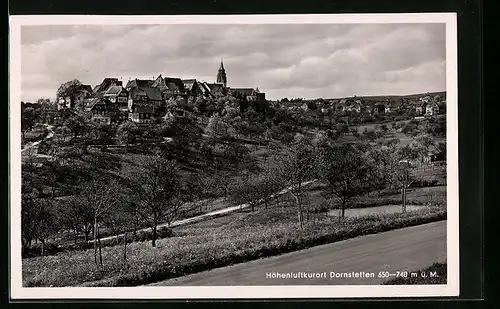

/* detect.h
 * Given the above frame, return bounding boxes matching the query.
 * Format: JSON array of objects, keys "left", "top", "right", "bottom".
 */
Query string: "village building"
[
  {"left": 350, "top": 100, "right": 362, "bottom": 113},
  {"left": 127, "top": 87, "right": 163, "bottom": 109},
  {"left": 125, "top": 78, "right": 155, "bottom": 90},
  {"left": 372, "top": 103, "right": 386, "bottom": 115},
  {"left": 416, "top": 102, "right": 428, "bottom": 115},
  {"left": 182, "top": 79, "right": 202, "bottom": 96},
  {"left": 151, "top": 75, "right": 187, "bottom": 98},
  {"left": 426, "top": 101, "right": 446, "bottom": 116},
  {"left": 86, "top": 98, "right": 118, "bottom": 125},
  {"left": 103, "top": 85, "right": 129, "bottom": 106},
  {"left": 93, "top": 78, "right": 122, "bottom": 93},
  {"left": 419, "top": 95, "right": 431, "bottom": 103},
  {"left": 130, "top": 105, "right": 155, "bottom": 124}
]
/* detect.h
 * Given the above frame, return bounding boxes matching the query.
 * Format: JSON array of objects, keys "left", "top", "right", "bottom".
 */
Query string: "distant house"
[
  {"left": 321, "top": 107, "right": 331, "bottom": 114},
  {"left": 130, "top": 105, "right": 155, "bottom": 124},
  {"left": 384, "top": 102, "right": 392, "bottom": 114},
  {"left": 420, "top": 95, "right": 431, "bottom": 103},
  {"left": 86, "top": 98, "right": 118, "bottom": 125},
  {"left": 300, "top": 103, "right": 308, "bottom": 111},
  {"left": 416, "top": 102, "right": 427, "bottom": 115},
  {"left": 426, "top": 101, "right": 446, "bottom": 115},
  {"left": 350, "top": 101, "right": 362, "bottom": 113},
  {"left": 372, "top": 103, "right": 386, "bottom": 115}
]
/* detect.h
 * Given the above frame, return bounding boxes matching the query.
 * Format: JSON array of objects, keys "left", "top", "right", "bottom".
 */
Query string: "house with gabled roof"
[
  {"left": 125, "top": 78, "right": 155, "bottom": 90},
  {"left": 86, "top": 98, "right": 118, "bottom": 125},
  {"left": 416, "top": 102, "right": 427, "bottom": 115},
  {"left": 130, "top": 105, "right": 155, "bottom": 124},
  {"left": 104, "top": 85, "right": 128, "bottom": 104},
  {"left": 426, "top": 101, "right": 446, "bottom": 116},
  {"left": 73, "top": 84, "right": 94, "bottom": 109},
  {"left": 150, "top": 75, "right": 186, "bottom": 98},
  {"left": 182, "top": 79, "right": 202, "bottom": 96},
  {"left": 230, "top": 87, "right": 262, "bottom": 102},
  {"left": 127, "top": 87, "right": 163, "bottom": 111},
  {"left": 94, "top": 78, "right": 122, "bottom": 93}
]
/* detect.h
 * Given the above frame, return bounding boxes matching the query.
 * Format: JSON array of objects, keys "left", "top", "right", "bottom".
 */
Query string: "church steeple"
[{"left": 216, "top": 58, "right": 227, "bottom": 87}]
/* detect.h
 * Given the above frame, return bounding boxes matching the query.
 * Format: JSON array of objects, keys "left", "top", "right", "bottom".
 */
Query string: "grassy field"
[{"left": 22, "top": 183, "right": 447, "bottom": 287}]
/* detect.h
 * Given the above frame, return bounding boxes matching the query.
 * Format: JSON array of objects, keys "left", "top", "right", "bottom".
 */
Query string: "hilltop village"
[
  {"left": 22, "top": 59, "right": 446, "bottom": 128},
  {"left": 54, "top": 60, "right": 266, "bottom": 125}
]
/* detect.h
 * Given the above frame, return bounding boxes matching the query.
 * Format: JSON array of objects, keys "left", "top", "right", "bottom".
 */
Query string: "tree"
[
  {"left": 117, "top": 121, "right": 138, "bottom": 148},
  {"left": 393, "top": 159, "right": 417, "bottom": 213},
  {"left": 21, "top": 107, "right": 40, "bottom": 140},
  {"left": 64, "top": 114, "right": 89, "bottom": 139},
  {"left": 77, "top": 178, "right": 122, "bottom": 267},
  {"left": 56, "top": 79, "right": 82, "bottom": 108},
  {"left": 133, "top": 157, "right": 190, "bottom": 247},
  {"left": 275, "top": 137, "right": 317, "bottom": 229},
  {"left": 365, "top": 146, "right": 397, "bottom": 195},
  {"left": 229, "top": 174, "right": 262, "bottom": 212},
  {"left": 317, "top": 143, "right": 371, "bottom": 218},
  {"left": 21, "top": 161, "right": 39, "bottom": 250}
]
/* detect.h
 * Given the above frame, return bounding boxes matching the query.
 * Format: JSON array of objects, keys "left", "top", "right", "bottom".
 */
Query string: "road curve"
[{"left": 148, "top": 220, "right": 446, "bottom": 286}]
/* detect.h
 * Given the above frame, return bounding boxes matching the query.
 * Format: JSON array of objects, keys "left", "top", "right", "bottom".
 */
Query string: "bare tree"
[
  {"left": 275, "top": 137, "right": 317, "bottom": 229},
  {"left": 77, "top": 178, "right": 122, "bottom": 267},
  {"left": 31, "top": 198, "right": 58, "bottom": 256},
  {"left": 133, "top": 157, "right": 190, "bottom": 247},
  {"left": 393, "top": 159, "right": 417, "bottom": 213}
]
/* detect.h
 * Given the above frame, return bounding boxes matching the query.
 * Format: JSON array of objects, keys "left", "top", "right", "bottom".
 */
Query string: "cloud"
[{"left": 20, "top": 23, "right": 446, "bottom": 101}]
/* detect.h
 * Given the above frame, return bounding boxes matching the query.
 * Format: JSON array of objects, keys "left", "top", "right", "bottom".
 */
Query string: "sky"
[{"left": 20, "top": 23, "right": 446, "bottom": 101}]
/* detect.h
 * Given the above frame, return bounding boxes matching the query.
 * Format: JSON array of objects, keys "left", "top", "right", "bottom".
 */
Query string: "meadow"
[{"left": 23, "top": 188, "right": 446, "bottom": 287}]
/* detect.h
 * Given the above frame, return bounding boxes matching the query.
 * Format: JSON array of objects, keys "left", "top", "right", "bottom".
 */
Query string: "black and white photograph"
[{"left": 10, "top": 14, "right": 459, "bottom": 299}]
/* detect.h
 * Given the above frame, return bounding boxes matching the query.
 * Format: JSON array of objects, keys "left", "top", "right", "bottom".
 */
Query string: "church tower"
[{"left": 216, "top": 58, "right": 227, "bottom": 87}]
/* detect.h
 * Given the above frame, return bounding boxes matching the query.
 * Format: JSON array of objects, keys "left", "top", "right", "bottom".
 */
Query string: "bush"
[
  {"left": 411, "top": 179, "right": 439, "bottom": 188},
  {"left": 308, "top": 200, "right": 331, "bottom": 213},
  {"left": 22, "top": 243, "right": 60, "bottom": 258}
]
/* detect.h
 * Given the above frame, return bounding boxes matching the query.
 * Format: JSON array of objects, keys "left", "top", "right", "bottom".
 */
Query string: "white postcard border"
[{"left": 9, "top": 13, "right": 459, "bottom": 299}]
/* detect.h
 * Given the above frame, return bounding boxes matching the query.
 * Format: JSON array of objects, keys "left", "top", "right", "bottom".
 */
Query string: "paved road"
[{"left": 148, "top": 220, "right": 446, "bottom": 286}]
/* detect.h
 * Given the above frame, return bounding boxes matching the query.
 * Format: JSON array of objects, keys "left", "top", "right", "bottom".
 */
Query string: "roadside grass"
[
  {"left": 22, "top": 204, "right": 446, "bottom": 287},
  {"left": 383, "top": 262, "right": 447, "bottom": 285}
]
